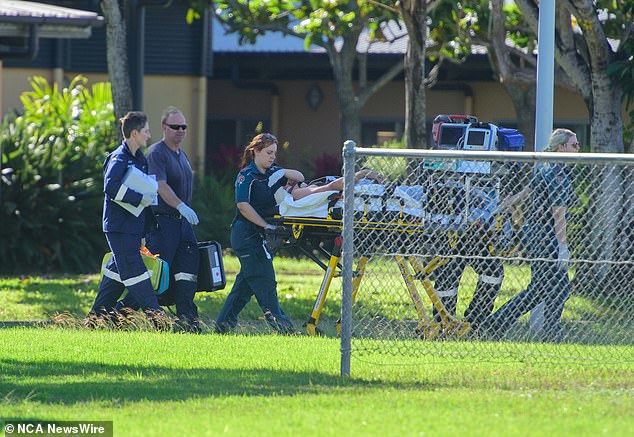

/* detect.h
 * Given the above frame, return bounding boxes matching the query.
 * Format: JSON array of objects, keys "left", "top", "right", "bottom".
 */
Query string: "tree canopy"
[{"left": 210, "top": 0, "right": 403, "bottom": 145}]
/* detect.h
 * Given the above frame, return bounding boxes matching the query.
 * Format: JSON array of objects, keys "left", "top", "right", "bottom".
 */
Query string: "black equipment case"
[{"left": 196, "top": 241, "right": 226, "bottom": 292}]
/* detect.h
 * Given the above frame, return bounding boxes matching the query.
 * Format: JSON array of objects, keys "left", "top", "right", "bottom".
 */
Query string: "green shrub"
[
  {"left": 361, "top": 137, "right": 410, "bottom": 182},
  {"left": 0, "top": 76, "right": 116, "bottom": 274},
  {"left": 192, "top": 174, "right": 235, "bottom": 248}
]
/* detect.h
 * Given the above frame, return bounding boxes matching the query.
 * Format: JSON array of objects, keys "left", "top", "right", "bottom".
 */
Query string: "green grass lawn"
[
  {"left": 1, "top": 256, "right": 632, "bottom": 436},
  {"left": 0, "top": 255, "right": 609, "bottom": 323},
  {"left": 1, "top": 328, "right": 632, "bottom": 437},
  {"left": 0, "top": 255, "right": 333, "bottom": 327},
  {"left": 2, "top": 255, "right": 630, "bottom": 345}
]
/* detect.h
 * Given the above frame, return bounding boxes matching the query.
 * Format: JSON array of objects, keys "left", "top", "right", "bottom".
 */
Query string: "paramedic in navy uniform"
[
  {"left": 490, "top": 128, "right": 578, "bottom": 341},
  {"left": 118, "top": 107, "right": 201, "bottom": 332},
  {"left": 89, "top": 111, "right": 164, "bottom": 322},
  {"left": 215, "top": 133, "right": 304, "bottom": 334}
]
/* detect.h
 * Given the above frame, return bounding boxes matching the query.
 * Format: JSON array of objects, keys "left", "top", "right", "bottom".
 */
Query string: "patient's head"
[
  {"left": 283, "top": 180, "right": 306, "bottom": 194},
  {"left": 284, "top": 181, "right": 296, "bottom": 194}
]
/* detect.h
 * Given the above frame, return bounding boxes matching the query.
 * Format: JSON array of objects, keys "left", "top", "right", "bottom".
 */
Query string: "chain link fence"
[{"left": 339, "top": 144, "right": 634, "bottom": 373}]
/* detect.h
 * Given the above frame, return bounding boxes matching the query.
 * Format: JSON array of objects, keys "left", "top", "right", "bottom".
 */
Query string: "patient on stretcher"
[
  {"left": 274, "top": 169, "right": 383, "bottom": 218},
  {"left": 286, "top": 169, "right": 383, "bottom": 200}
]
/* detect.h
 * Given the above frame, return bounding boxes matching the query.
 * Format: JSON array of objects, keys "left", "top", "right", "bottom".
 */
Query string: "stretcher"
[
  {"left": 269, "top": 174, "right": 514, "bottom": 338},
  {"left": 268, "top": 213, "right": 472, "bottom": 339}
]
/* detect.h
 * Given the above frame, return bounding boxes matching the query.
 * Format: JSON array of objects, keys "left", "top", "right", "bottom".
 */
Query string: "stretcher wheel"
[
  {"left": 305, "top": 322, "right": 323, "bottom": 336},
  {"left": 442, "top": 320, "right": 471, "bottom": 337},
  {"left": 415, "top": 322, "right": 441, "bottom": 340}
]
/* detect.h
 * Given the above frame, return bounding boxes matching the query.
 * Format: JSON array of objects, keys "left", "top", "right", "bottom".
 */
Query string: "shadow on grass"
[
  {"left": 10, "top": 277, "right": 98, "bottom": 318},
  {"left": 0, "top": 358, "right": 434, "bottom": 405}
]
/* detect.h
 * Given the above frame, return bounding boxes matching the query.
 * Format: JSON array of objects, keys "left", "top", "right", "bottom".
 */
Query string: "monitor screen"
[
  {"left": 467, "top": 130, "right": 486, "bottom": 146},
  {"left": 439, "top": 125, "right": 466, "bottom": 149}
]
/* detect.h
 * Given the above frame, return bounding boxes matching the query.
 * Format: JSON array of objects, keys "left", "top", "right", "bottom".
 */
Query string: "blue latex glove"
[
  {"left": 177, "top": 202, "right": 199, "bottom": 225},
  {"left": 557, "top": 243, "right": 570, "bottom": 271}
]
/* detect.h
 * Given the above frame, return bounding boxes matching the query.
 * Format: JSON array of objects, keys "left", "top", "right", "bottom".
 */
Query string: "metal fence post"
[{"left": 340, "top": 140, "right": 356, "bottom": 377}]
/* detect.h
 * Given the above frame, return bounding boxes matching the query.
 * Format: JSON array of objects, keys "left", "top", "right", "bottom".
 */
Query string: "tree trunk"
[
  {"left": 100, "top": 0, "right": 133, "bottom": 124},
  {"left": 400, "top": 0, "right": 428, "bottom": 149},
  {"left": 327, "top": 39, "right": 362, "bottom": 146},
  {"left": 506, "top": 84, "right": 536, "bottom": 150},
  {"left": 324, "top": 18, "right": 403, "bottom": 147},
  {"left": 580, "top": 80, "right": 626, "bottom": 293},
  {"left": 488, "top": 0, "right": 537, "bottom": 149},
  {"left": 340, "top": 103, "right": 362, "bottom": 146},
  {"left": 588, "top": 78, "right": 624, "bottom": 154}
]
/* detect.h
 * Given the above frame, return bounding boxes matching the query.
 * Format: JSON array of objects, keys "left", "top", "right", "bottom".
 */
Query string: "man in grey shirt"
[{"left": 118, "top": 107, "right": 201, "bottom": 332}]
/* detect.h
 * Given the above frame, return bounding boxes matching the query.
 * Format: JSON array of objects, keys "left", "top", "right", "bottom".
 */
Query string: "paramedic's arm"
[
  {"left": 156, "top": 180, "right": 184, "bottom": 208},
  {"left": 553, "top": 205, "right": 570, "bottom": 270},
  {"left": 103, "top": 156, "right": 143, "bottom": 207},
  {"left": 356, "top": 169, "right": 384, "bottom": 183},
  {"left": 499, "top": 186, "right": 530, "bottom": 211},
  {"left": 284, "top": 169, "right": 305, "bottom": 183},
  {"left": 157, "top": 180, "right": 199, "bottom": 224},
  {"left": 552, "top": 206, "right": 568, "bottom": 245},
  {"left": 237, "top": 202, "right": 270, "bottom": 229}
]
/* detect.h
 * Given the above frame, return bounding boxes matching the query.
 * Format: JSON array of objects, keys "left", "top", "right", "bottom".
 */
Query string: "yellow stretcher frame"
[{"left": 270, "top": 215, "right": 472, "bottom": 339}]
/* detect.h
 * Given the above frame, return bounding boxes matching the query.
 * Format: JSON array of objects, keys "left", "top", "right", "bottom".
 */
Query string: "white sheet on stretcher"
[
  {"left": 275, "top": 181, "right": 384, "bottom": 218},
  {"left": 277, "top": 190, "right": 339, "bottom": 218}
]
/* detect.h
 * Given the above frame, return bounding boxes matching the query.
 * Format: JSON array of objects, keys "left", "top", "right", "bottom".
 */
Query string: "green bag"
[{"left": 101, "top": 251, "right": 170, "bottom": 295}]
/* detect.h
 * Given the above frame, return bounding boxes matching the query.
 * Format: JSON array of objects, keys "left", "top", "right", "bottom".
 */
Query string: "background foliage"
[
  {"left": 0, "top": 79, "right": 418, "bottom": 274},
  {"left": 192, "top": 174, "right": 235, "bottom": 248},
  {"left": 0, "top": 76, "right": 116, "bottom": 274}
]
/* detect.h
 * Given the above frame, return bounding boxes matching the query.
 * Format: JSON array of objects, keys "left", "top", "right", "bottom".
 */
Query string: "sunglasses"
[{"left": 165, "top": 123, "right": 187, "bottom": 131}]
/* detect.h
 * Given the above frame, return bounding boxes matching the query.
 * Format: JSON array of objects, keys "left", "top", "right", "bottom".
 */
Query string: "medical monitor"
[
  {"left": 458, "top": 123, "right": 498, "bottom": 173},
  {"left": 438, "top": 123, "right": 467, "bottom": 150},
  {"left": 464, "top": 125, "right": 496, "bottom": 151}
]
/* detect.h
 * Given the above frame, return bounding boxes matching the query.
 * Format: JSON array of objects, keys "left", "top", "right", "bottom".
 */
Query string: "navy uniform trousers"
[
  {"left": 491, "top": 226, "right": 570, "bottom": 340},
  {"left": 92, "top": 231, "right": 163, "bottom": 317},
  {"left": 432, "top": 231, "right": 504, "bottom": 327},
  {"left": 433, "top": 255, "right": 504, "bottom": 326},
  {"left": 118, "top": 215, "right": 199, "bottom": 321},
  {"left": 215, "top": 220, "right": 293, "bottom": 333}
]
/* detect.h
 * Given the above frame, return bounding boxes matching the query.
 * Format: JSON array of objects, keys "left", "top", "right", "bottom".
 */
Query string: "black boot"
[
  {"left": 264, "top": 310, "right": 296, "bottom": 335},
  {"left": 174, "top": 314, "right": 201, "bottom": 334}
]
